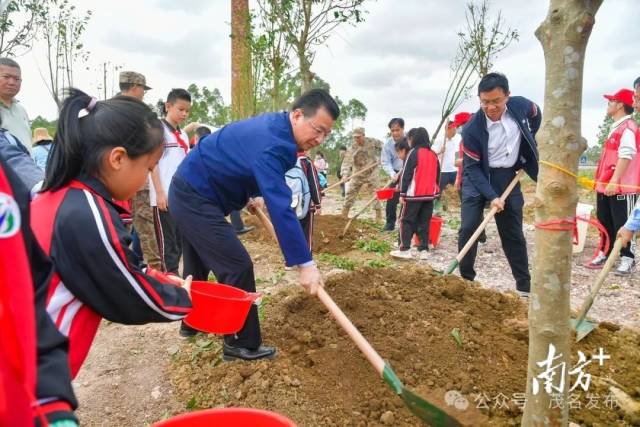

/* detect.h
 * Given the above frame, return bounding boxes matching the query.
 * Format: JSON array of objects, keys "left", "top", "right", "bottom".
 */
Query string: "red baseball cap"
[
  {"left": 604, "top": 89, "right": 634, "bottom": 108},
  {"left": 449, "top": 112, "right": 472, "bottom": 128}
]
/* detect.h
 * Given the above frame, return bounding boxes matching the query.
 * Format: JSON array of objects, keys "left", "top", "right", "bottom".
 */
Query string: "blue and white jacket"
[
  {"left": 176, "top": 112, "right": 312, "bottom": 267},
  {"left": 461, "top": 96, "right": 541, "bottom": 200}
]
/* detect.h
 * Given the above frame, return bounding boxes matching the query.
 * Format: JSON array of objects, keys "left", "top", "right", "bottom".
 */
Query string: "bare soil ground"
[{"left": 74, "top": 180, "right": 640, "bottom": 426}]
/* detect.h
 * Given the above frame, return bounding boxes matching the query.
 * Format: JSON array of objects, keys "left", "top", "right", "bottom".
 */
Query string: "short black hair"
[
  {"left": 195, "top": 126, "right": 211, "bottom": 141},
  {"left": 0, "top": 57, "right": 20, "bottom": 69},
  {"left": 388, "top": 118, "right": 405, "bottom": 129},
  {"left": 478, "top": 72, "right": 509, "bottom": 95},
  {"left": 167, "top": 88, "right": 191, "bottom": 104},
  {"left": 290, "top": 88, "right": 340, "bottom": 120},
  {"left": 394, "top": 137, "right": 409, "bottom": 152},
  {"left": 406, "top": 127, "right": 430, "bottom": 149},
  {"left": 624, "top": 104, "right": 634, "bottom": 115},
  {"left": 634, "top": 77, "right": 640, "bottom": 89}
]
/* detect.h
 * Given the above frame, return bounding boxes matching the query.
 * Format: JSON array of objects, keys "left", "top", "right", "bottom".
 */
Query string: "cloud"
[
  {"left": 104, "top": 29, "right": 225, "bottom": 80},
  {"left": 151, "top": 0, "right": 214, "bottom": 13}
]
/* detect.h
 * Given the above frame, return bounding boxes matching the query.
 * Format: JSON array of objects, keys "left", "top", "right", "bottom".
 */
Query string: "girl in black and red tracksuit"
[
  {"left": 298, "top": 151, "right": 322, "bottom": 250},
  {"left": 30, "top": 89, "right": 192, "bottom": 422},
  {"left": 398, "top": 127, "right": 440, "bottom": 255}
]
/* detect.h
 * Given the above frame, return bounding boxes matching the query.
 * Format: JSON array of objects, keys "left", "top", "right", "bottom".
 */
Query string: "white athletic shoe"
[
  {"left": 418, "top": 250, "right": 429, "bottom": 261},
  {"left": 614, "top": 256, "right": 635, "bottom": 276},
  {"left": 390, "top": 249, "right": 414, "bottom": 260}
]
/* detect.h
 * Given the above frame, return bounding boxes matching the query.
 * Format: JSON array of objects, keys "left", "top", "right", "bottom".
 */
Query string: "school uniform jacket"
[
  {"left": 30, "top": 175, "right": 192, "bottom": 382},
  {"left": 298, "top": 153, "right": 322, "bottom": 212},
  {"left": 177, "top": 112, "right": 313, "bottom": 266},
  {"left": 399, "top": 147, "right": 441, "bottom": 201},
  {"left": 461, "top": 96, "right": 541, "bottom": 201},
  {"left": 0, "top": 158, "right": 77, "bottom": 425}
]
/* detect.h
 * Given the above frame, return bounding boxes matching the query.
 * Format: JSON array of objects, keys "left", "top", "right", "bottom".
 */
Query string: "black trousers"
[
  {"left": 169, "top": 175, "right": 262, "bottom": 349},
  {"left": 385, "top": 173, "right": 400, "bottom": 228},
  {"left": 596, "top": 193, "right": 637, "bottom": 258},
  {"left": 153, "top": 208, "right": 182, "bottom": 275},
  {"left": 399, "top": 200, "right": 433, "bottom": 251},
  {"left": 458, "top": 168, "right": 530, "bottom": 292},
  {"left": 299, "top": 211, "right": 315, "bottom": 251}
]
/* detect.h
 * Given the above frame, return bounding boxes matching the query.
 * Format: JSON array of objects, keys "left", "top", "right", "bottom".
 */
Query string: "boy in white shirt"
[
  {"left": 433, "top": 118, "right": 462, "bottom": 190},
  {"left": 150, "top": 88, "right": 192, "bottom": 274}
]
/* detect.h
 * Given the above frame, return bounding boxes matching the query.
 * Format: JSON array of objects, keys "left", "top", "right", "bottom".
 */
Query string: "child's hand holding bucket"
[{"left": 181, "top": 275, "right": 192, "bottom": 300}]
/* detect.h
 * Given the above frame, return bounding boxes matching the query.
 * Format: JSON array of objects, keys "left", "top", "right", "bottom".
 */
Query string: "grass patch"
[
  {"left": 358, "top": 217, "right": 382, "bottom": 229},
  {"left": 258, "top": 295, "right": 271, "bottom": 321},
  {"left": 446, "top": 217, "right": 461, "bottom": 230},
  {"left": 365, "top": 259, "right": 392, "bottom": 269},
  {"left": 355, "top": 237, "right": 391, "bottom": 254},
  {"left": 318, "top": 253, "right": 357, "bottom": 271}
]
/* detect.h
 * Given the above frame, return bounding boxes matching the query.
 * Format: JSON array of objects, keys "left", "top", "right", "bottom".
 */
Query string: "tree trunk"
[
  {"left": 231, "top": 0, "right": 253, "bottom": 120},
  {"left": 299, "top": 49, "right": 313, "bottom": 93},
  {"left": 522, "top": 1, "right": 603, "bottom": 426}
]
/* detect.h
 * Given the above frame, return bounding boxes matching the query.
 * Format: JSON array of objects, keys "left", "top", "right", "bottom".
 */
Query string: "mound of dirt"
[
  {"left": 243, "top": 214, "right": 380, "bottom": 255},
  {"left": 170, "top": 267, "right": 640, "bottom": 426},
  {"left": 441, "top": 185, "right": 461, "bottom": 210}
]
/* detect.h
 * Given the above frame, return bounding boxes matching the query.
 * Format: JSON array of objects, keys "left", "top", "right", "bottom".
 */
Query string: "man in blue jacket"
[
  {"left": 459, "top": 73, "right": 541, "bottom": 296},
  {"left": 169, "top": 89, "right": 339, "bottom": 360}
]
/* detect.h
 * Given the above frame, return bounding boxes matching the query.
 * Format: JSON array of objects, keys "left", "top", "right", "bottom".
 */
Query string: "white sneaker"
[
  {"left": 390, "top": 249, "right": 414, "bottom": 260},
  {"left": 614, "top": 256, "right": 635, "bottom": 276},
  {"left": 584, "top": 251, "right": 607, "bottom": 269},
  {"left": 418, "top": 250, "right": 429, "bottom": 261}
]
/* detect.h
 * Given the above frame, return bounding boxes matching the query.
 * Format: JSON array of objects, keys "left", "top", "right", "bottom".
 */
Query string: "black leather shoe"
[
  {"left": 478, "top": 230, "right": 487, "bottom": 243},
  {"left": 222, "top": 343, "right": 277, "bottom": 361},
  {"left": 235, "top": 226, "right": 255, "bottom": 235},
  {"left": 382, "top": 224, "right": 395, "bottom": 232},
  {"left": 179, "top": 321, "right": 198, "bottom": 338}
]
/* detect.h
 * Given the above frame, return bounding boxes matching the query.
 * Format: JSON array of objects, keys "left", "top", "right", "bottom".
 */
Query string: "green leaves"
[
  {"left": 355, "top": 238, "right": 391, "bottom": 254},
  {"left": 450, "top": 328, "right": 463, "bottom": 348}
]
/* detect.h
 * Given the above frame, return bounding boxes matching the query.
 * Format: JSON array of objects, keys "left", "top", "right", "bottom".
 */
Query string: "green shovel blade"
[
  {"left": 570, "top": 318, "right": 598, "bottom": 342},
  {"left": 383, "top": 364, "right": 462, "bottom": 427}
]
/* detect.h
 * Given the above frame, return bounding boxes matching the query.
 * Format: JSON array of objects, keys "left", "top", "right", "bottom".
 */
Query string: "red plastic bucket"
[
  {"left": 184, "top": 282, "right": 261, "bottom": 334},
  {"left": 153, "top": 408, "right": 296, "bottom": 427},
  {"left": 376, "top": 188, "right": 395, "bottom": 200},
  {"left": 412, "top": 215, "right": 444, "bottom": 248}
]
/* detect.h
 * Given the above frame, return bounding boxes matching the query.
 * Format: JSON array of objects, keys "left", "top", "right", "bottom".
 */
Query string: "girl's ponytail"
[
  {"left": 41, "top": 88, "right": 164, "bottom": 192},
  {"left": 43, "top": 89, "right": 96, "bottom": 191}
]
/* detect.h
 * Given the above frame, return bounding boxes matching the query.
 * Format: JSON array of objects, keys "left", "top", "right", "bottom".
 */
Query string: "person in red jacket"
[
  {"left": 390, "top": 127, "right": 440, "bottom": 260},
  {"left": 586, "top": 88, "right": 640, "bottom": 275},
  {"left": 30, "top": 89, "right": 192, "bottom": 414},
  {"left": 0, "top": 155, "right": 78, "bottom": 426}
]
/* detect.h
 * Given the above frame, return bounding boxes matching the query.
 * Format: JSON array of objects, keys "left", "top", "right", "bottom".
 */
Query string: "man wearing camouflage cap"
[
  {"left": 117, "top": 71, "right": 163, "bottom": 272},
  {"left": 340, "top": 127, "right": 383, "bottom": 220},
  {"left": 119, "top": 71, "right": 152, "bottom": 101}
]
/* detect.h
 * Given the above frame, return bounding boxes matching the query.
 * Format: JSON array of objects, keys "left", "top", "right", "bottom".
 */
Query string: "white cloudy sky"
[{"left": 15, "top": 0, "right": 640, "bottom": 145}]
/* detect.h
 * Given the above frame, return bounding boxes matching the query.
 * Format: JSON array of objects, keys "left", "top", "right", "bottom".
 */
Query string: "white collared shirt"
[
  {"left": 486, "top": 108, "right": 521, "bottom": 168},
  {"left": 607, "top": 115, "right": 636, "bottom": 160}
]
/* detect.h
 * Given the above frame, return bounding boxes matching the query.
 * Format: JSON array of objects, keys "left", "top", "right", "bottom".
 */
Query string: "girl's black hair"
[
  {"left": 394, "top": 137, "right": 410, "bottom": 152},
  {"left": 42, "top": 88, "right": 164, "bottom": 192},
  {"left": 406, "top": 127, "right": 430, "bottom": 149}
]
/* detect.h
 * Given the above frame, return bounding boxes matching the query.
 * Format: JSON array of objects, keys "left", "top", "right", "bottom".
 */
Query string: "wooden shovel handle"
[
  {"left": 316, "top": 287, "right": 386, "bottom": 376},
  {"left": 326, "top": 161, "right": 381, "bottom": 191},
  {"left": 575, "top": 238, "right": 622, "bottom": 325},
  {"left": 251, "top": 197, "right": 386, "bottom": 376},
  {"left": 455, "top": 169, "right": 524, "bottom": 262},
  {"left": 254, "top": 208, "right": 278, "bottom": 242}
]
